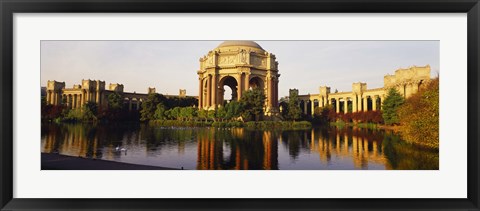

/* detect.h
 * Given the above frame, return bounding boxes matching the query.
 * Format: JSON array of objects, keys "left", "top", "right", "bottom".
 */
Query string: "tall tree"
[
  {"left": 382, "top": 88, "right": 404, "bottom": 125},
  {"left": 140, "top": 93, "right": 167, "bottom": 121},
  {"left": 287, "top": 90, "right": 302, "bottom": 121},
  {"left": 239, "top": 88, "right": 266, "bottom": 121}
]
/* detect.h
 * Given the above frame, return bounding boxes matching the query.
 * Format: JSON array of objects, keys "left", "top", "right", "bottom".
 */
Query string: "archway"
[
  {"left": 219, "top": 76, "right": 238, "bottom": 105},
  {"left": 249, "top": 77, "right": 264, "bottom": 90}
]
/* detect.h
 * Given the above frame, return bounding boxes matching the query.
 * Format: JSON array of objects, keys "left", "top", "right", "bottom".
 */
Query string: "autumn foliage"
[
  {"left": 397, "top": 78, "right": 439, "bottom": 149},
  {"left": 314, "top": 105, "right": 383, "bottom": 124}
]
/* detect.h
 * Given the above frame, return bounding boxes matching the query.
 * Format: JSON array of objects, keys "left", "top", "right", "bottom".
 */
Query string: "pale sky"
[{"left": 41, "top": 41, "right": 439, "bottom": 98}]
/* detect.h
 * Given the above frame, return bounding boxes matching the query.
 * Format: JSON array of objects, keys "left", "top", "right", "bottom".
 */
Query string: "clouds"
[{"left": 41, "top": 40, "right": 439, "bottom": 97}]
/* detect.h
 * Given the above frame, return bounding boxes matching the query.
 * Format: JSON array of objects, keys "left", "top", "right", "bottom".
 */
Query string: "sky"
[{"left": 41, "top": 41, "right": 439, "bottom": 98}]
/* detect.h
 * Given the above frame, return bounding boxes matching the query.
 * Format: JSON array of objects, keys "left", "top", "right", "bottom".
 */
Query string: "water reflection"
[{"left": 41, "top": 123, "right": 438, "bottom": 170}]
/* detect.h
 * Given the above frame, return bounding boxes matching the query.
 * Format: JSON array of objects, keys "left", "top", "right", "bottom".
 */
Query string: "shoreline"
[{"left": 41, "top": 153, "right": 179, "bottom": 170}]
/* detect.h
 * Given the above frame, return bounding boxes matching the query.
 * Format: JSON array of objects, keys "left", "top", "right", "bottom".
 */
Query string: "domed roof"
[{"left": 217, "top": 40, "right": 264, "bottom": 50}]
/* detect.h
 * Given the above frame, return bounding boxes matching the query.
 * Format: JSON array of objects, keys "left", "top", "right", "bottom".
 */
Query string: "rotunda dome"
[{"left": 217, "top": 40, "right": 264, "bottom": 50}]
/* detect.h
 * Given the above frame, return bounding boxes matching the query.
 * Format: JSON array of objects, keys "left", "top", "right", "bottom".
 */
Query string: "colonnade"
[
  {"left": 298, "top": 94, "right": 385, "bottom": 116},
  {"left": 124, "top": 98, "right": 142, "bottom": 111},
  {"left": 46, "top": 90, "right": 62, "bottom": 106},
  {"left": 199, "top": 73, "right": 279, "bottom": 115},
  {"left": 48, "top": 91, "right": 144, "bottom": 111},
  {"left": 61, "top": 94, "right": 83, "bottom": 109}
]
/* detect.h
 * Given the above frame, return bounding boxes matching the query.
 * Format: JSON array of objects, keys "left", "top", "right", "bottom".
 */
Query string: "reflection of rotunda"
[{"left": 197, "top": 41, "right": 280, "bottom": 116}]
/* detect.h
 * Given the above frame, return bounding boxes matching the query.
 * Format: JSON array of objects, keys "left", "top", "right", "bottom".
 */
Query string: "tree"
[
  {"left": 107, "top": 92, "right": 123, "bottom": 110},
  {"left": 239, "top": 88, "right": 266, "bottom": 121},
  {"left": 398, "top": 78, "right": 439, "bottom": 148},
  {"left": 215, "top": 106, "right": 228, "bottom": 121},
  {"left": 153, "top": 103, "right": 167, "bottom": 120},
  {"left": 198, "top": 109, "right": 208, "bottom": 122},
  {"left": 225, "top": 101, "right": 243, "bottom": 120},
  {"left": 80, "top": 101, "right": 98, "bottom": 121},
  {"left": 382, "top": 88, "right": 404, "bottom": 125},
  {"left": 183, "top": 107, "right": 197, "bottom": 121},
  {"left": 140, "top": 93, "right": 167, "bottom": 121},
  {"left": 286, "top": 89, "right": 302, "bottom": 121}
]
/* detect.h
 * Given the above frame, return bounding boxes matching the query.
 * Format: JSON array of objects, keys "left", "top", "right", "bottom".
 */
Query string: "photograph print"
[{"left": 41, "top": 40, "right": 439, "bottom": 170}]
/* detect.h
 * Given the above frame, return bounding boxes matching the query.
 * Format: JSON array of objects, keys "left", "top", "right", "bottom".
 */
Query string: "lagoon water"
[{"left": 41, "top": 123, "right": 438, "bottom": 170}]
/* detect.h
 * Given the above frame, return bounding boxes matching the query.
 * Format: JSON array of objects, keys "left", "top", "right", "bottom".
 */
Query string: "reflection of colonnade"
[
  {"left": 42, "top": 124, "right": 101, "bottom": 158},
  {"left": 308, "top": 128, "right": 387, "bottom": 169},
  {"left": 42, "top": 124, "right": 143, "bottom": 159},
  {"left": 291, "top": 65, "right": 431, "bottom": 116},
  {"left": 196, "top": 129, "right": 278, "bottom": 170}
]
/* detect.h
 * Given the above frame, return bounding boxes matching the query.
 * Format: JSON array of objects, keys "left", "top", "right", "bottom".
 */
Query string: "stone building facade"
[
  {"left": 293, "top": 65, "right": 432, "bottom": 115},
  {"left": 45, "top": 79, "right": 190, "bottom": 111},
  {"left": 197, "top": 41, "right": 280, "bottom": 116}
]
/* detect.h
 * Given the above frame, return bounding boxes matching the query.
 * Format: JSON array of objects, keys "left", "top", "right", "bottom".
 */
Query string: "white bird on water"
[{"left": 115, "top": 146, "right": 127, "bottom": 152}]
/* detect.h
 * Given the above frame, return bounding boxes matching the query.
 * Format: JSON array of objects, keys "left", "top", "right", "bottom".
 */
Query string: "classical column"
[
  {"left": 198, "top": 78, "right": 203, "bottom": 108},
  {"left": 268, "top": 77, "right": 273, "bottom": 107},
  {"left": 206, "top": 76, "right": 211, "bottom": 108},
  {"left": 311, "top": 100, "right": 315, "bottom": 116},
  {"left": 274, "top": 79, "right": 278, "bottom": 106},
  {"left": 380, "top": 96, "right": 385, "bottom": 110},
  {"left": 80, "top": 94, "right": 84, "bottom": 107},
  {"left": 372, "top": 96, "right": 378, "bottom": 111},
  {"left": 245, "top": 73, "right": 250, "bottom": 91},
  {"left": 335, "top": 98, "right": 340, "bottom": 113},
  {"left": 72, "top": 95, "right": 76, "bottom": 108},
  {"left": 352, "top": 95, "right": 357, "bottom": 113},
  {"left": 344, "top": 98, "right": 348, "bottom": 113},
  {"left": 96, "top": 91, "right": 100, "bottom": 103},
  {"left": 53, "top": 92, "right": 57, "bottom": 105},
  {"left": 237, "top": 75, "right": 243, "bottom": 101},
  {"left": 46, "top": 91, "right": 51, "bottom": 105},
  {"left": 66, "top": 95, "right": 71, "bottom": 108},
  {"left": 211, "top": 74, "right": 217, "bottom": 108},
  {"left": 363, "top": 96, "right": 368, "bottom": 111}
]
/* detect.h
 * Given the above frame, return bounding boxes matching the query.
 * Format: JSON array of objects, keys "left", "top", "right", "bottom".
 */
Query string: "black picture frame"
[{"left": 1, "top": 0, "right": 479, "bottom": 210}]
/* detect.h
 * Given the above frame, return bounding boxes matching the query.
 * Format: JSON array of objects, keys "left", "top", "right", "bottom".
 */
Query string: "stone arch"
[
  {"left": 249, "top": 76, "right": 264, "bottom": 90},
  {"left": 131, "top": 97, "right": 139, "bottom": 110},
  {"left": 123, "top": 97, "right": 131, "bottom": 110},
  {"left": 219, "top": 75, "right": 239, "bottom": 104}
]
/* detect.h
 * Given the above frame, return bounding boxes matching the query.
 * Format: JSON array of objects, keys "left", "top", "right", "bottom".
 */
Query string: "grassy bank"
[
  {"left": 329, "top": 120, "right": 380, "bottom": 130},
  {"left": 149, "top": 120, "right": 312, "bottom": 130}
]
